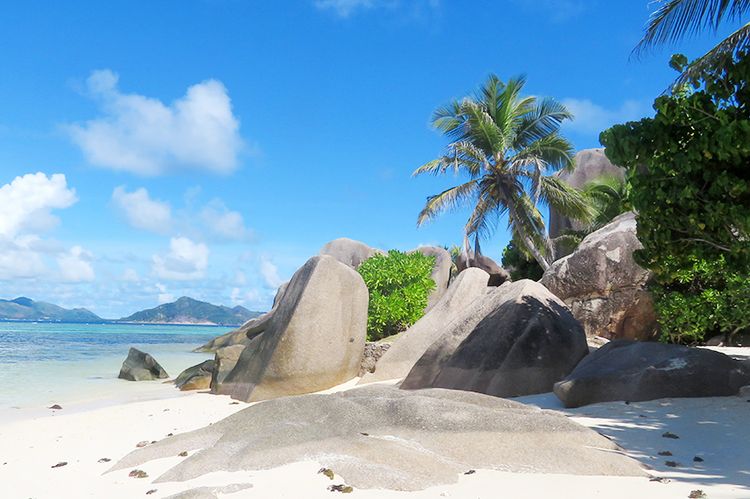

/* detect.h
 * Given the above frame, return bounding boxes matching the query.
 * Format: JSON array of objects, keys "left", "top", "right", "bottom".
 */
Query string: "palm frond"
[
  {"left": 416, "top": 179, "right": 479, "bottom": 226},
  {"left": 539, "top": 175, "right": 595, "bottom": 224},
  {"left": 512, "top": 133, "right": 576, "bottom": 175},
  {"left": 635, "top": 0, "right": 750, "bottom": 54},
  {"left": 514, "top": 97, "right": 573, "bottom": 148},
  {"left": 673, "top": 21, "right": 750, "bottom": 86}
]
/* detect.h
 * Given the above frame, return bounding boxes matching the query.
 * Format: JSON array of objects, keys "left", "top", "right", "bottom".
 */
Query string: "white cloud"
[
  {"left": 562, "top": 98, "right": 650, "bottom": 136},
  {"left": 0, "top": 172, "right": 77, "bottom": 238},
  {"left": 152, "top": 237, "right": 209, "bottom": 280},
  {"left": 0, "top": 236, "right": 47, "bottom": 279},
  {"left": 121, "top": 268, "right": 140, "bottom": 282},
  {"left": 155, "top": 283, "right": 175, "bottom": 304},
  {"left": 112, "top": 186, "right": 172, "bottom": 234},
  {"left": 68, "top": 69, "right": 244, "bottom": 176},
  {"left": 200, "top": 200, "right": 253, "bottom": 241},
  {"left": 259, "top": 256, "right": 284, "bottom": 289},
  {"left": 57, "top": 246, "right": 96, "bottom": 282}
]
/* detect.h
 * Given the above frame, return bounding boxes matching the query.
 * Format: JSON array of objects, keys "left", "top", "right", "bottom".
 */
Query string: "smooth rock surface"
[
  {"left": 554, "top": 340, "right": 750, "bottom": 408},
  {"left": 540, "top": 212, "right": 657, "bottom": 341},
  {"left": 118, "top": 347, "right": 169, "bottom": 381},
  {"left": 174, "top": 360, "right": 215, "bottom": 391},
  {"left": 456, "top": 251, "right": 510, "bottom": 286},
  {"left": 318, "top": 237, "right": 382, "bottom": 270},
  {"left": 409, "top": 245, "right": 452, "bottom": 312},
  {"left": 360, "top": 267, "right": 490, "bottom": 384},
  {"left": 215, "top": 255, "right": 368, "bottom": 402},
  {"left": 209, "top": 344, "right": 247, "bottom": 392},
  {"left": 549, "top": 148, "right": 625, "bottom": 238},
  {"left": 402, "top": 280, "right": 588, "bottom": 398},
  {"left": 111, "top": 385, "right": 645, "bottom": 491}
]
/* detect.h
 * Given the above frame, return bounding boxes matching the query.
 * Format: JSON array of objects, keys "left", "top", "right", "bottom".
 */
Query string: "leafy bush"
[
  {"left": 501, "top": 240, "right": 543, "bottom": 281},
  {"left": 600, "top": 51, "right": 750, "bottom": 344},
  {"left": 357, "top": 250, "right": 436, "bottom": 341}
]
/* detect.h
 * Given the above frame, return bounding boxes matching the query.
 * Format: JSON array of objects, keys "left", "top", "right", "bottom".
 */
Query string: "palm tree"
[
  {"left": 635, "top": 0, "right": 750, "bottom": 83},
  {"left": 414, "top": 74, "right": 592, "bottom": 271},
  {"left": 581, "top": 175, "right": 630, "bottom": 232}
]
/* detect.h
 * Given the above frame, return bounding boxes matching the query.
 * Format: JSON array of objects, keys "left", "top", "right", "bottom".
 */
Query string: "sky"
[{"left": 0, "top": 0, "right": 742, "bottom": 318}]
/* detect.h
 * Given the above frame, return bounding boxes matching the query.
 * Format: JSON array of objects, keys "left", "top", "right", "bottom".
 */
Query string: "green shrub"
[
  {"left": 501, "top": 240, "right": 543, "bottom": 281},
  {"left": 600, "top": 51, "right": 750, "bottom": 344},
  {"left": 357, "top": 250, "right": 436, "bottom": 341}
]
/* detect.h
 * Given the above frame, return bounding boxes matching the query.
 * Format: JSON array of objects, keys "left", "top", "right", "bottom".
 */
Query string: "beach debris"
[
  {"left": 359, "top": 432, "right": 369, "bottom": 436},
  {"left": 136, "top": 441, "right": 150, "bottom": 448},
  {"left": 230, "top": 401, "right": 239, "bottom": 405},
  {"left": 693, "top": 456, "right": 704, "bottom": 463},
  {"left": 649, "top": 476, "right": 670, "bottom": 483},
  {"left": 178, "top": 451, "right": 188, "bottom": 457},
  {"left": 51, "top": 461, "right": 67, "bottom": 468},
  {"left": 167, "top": 433, "right": 173, "bottom": 437},
  {"left": 98, "top": 458, "right": 111, "bottom": 463},
  {"left": 48, "top": 404, "right": 62, "bottom": 410},
  {"left": 665, "top": 461, "right": 679, "bottom": 467},
  {"left": 318, "top": 467, "right": 335, "bottom": 480},
  {"left": 146, "top": 490, "right": 157, "bottom": 495},
  {"left": 129, "top": 469, "right": 148, "bottom": 478},
  {"left": 163, "top": 408, "right": 170, "bottom": 412},
  {"left": 662, "top": 432, "right": 680, "bottom": 439},
  {"left": 688, "top": 491, "right": 707, "bottom": 499},
  {"left": 151, "top": 440, "right": 157, "bottom": 444},
  {"left": 658, "top": 451, "right": 672, "bottom": 456},
  {"left": 328, "top": 484, "right": 353, "bottom": 493},
  {"left": 464, "top": 469, "right": 476, "bottom": 475}
]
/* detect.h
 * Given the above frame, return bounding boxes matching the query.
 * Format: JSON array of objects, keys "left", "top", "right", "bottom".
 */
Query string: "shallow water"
[{"left": 0, "top": 321, "right": 230, "bottom": 411}]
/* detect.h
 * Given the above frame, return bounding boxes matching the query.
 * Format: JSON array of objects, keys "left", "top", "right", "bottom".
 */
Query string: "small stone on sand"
[
  {"left": 328, "top": 484, "right": 353, "bottom": 493},
  {"left": 146, "top": 490, "right": 157, "bottom": 495},
  {"left": 136, "top": 441, "right": 149, "bottom": 448},
  {"left": 178, "top": 451, "right": 188, "bottom": 457},
  {"left": 129, "top": 469, "right": 148, "bottom": 478},
  {"left": 51, "top": 461, "right": 67, "bottom": 468},
  {"left": 318, "top": 467, "right": 334, "bottom": 480},
  {"left": 464, "top": 469, "right": 476, "bottom": 475},
  {"left": 48, "top": 404, "right": 62, "bottom": 410},
  {"left": 98, "top": 458, "right": 111, "bottom": 463}
]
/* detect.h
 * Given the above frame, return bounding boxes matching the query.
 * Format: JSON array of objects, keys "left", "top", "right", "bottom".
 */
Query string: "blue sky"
[{"left": 0, "top": 0, "right": 741, "bottom": 318}]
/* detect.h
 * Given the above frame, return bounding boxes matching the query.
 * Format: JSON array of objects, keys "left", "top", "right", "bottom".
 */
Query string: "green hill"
[
  {"left": 0, "top": 297, "right": 103, "bottom": 322},
  {"left": 118, "top": 296, "right": 262, "bottom": 326}
]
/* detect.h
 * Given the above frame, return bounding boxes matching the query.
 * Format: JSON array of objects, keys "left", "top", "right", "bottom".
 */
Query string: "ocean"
[{"left": 0, "top": 321, "right": 231, "bottom": 416}]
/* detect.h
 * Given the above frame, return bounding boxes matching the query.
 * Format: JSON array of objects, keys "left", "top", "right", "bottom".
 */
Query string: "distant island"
[
  {"left": 0, "top": 297, "right": 102, "bottom": 322},
  {"left": 0, "top": 296, "right": 263, "bottom": 327},
  {"left": 117, "top": 296, "right": 262, "bottom": 326}
]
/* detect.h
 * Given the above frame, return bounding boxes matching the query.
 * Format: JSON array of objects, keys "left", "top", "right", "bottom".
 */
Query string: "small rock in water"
[
  {"left": 48, "top": 404, "right": 62, "bottom": 410},
  {"left": 658, "top": 451, "right": 673, "bottom": 456},
  {"left": 328, "top": 484, "right": 353, "bottom": 493},
  {"left": 662, "top": 432, "right": 680, "bottom": 439},
  {"left": 688, "top": 490, "right": 707, "bottom": 499},
  {"left": 178, "top": 451, "right": 188, "bottom": 457},
  {"left": 136, "top": 441, "right": 150, "bottom": 448},
  {"left": 318, "top": 467, "right": 335, "bottom": 480},
  {"left": 665, "top": 461, "right": 679, "bottom": 467},
  {"left": 129, "top": 469, "right": 148, "bottom": 478},
  {"left": 464, "top": 469, "right": 476, "bottom": 475},
  {"left": 146, "top": 490, "right": 157, "bottom": 495},
  {"left": 97, "top": 458, "right": 111, "bottom": 463},
  {"left": 51, "top": 461, "right": 67, "bottom": 468},
  {"left": 693, "top": 456, "right": 704, "bottom": 463}
]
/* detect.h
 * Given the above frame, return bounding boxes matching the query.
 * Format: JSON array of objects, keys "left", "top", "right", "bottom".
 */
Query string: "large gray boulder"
[
  {"left": 174, "top": 359, "right": 215, "bottom": 391},
  {"left": 111, "top": 385, "right": 644, "bottom": 491},
  {"left": 554, "top": 340, "right": 750, "bottom": 408},
  {"left": 409, "top": 245, "right": 452, "bottom": 312},
  {"left": 209, "top": 344, "right": 246, "bottom": 392},
  {"left": 540, "top": 212, "right": 657, "bottom": 341},
  {"left": 549, "top": 148, "right": 625, "bottom": 238},
  {"left": 215, "top": 255, "right": 368, "bottom": 402},
  {"left": 118, "top": 347, "right": 169, "bottom": 381},
  {"left": 360, "top": 267, "right": 490, "bottom": 384},
  {"left": 455, "top": 251, "right": 510, "bottom": 286},
  {"left": 319, "top": 237, "right": 382, "bottom": 270},
  {"left": 402, "top": 280, "right": 588, "bottom": 398}
]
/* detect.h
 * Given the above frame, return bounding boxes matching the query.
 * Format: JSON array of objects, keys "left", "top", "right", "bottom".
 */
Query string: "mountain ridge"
[{"left": 118, "top": 296, "right": 262, "bottom": 326}]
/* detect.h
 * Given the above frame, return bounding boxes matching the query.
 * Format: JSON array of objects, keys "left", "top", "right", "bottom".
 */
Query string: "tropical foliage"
[
  {"left": 635, "top": 0, "right": 750, "bottom": 85},
  {"left": 600, "top": 50, "right": 750, "bottom": 344},
  {"left": 580, "top": 175, "right": 631, "bottom": 232},
  {"left": 501, "top": 240, "right": 544, "bottom": 281},
  {"left": 414, "top": 74, "right": 592, "bottom": 270},
  {"left": 357, "top": 250, "right": 436, "bottom": 341}
]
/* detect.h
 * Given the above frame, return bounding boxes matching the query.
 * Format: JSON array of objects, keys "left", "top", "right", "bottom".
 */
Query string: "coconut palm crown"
[
  {"left": 635, "top": 0, "right": 750, "bottom": 85},
  {"left": 413, "top": 74, "right": 592, "bottom": 270}
]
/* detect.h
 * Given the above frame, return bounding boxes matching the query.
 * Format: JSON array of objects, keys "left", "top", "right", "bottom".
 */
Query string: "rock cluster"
[{"left": 118, "top": 348, "right": 169, "bottom": 381}]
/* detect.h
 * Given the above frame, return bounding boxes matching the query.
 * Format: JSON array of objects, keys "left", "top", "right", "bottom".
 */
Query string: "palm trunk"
[{"left": 508, "top": 203, "right": 551, "bottom": 271}]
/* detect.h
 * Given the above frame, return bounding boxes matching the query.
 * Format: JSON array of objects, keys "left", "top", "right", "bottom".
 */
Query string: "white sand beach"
[{"left": 2, "top": 374, "right": 748, "bottom": 499}]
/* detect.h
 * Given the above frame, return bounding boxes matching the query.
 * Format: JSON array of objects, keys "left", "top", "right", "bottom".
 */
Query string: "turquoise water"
[{"left": 0, "top": 321, "right": 231, "bottom": 411}]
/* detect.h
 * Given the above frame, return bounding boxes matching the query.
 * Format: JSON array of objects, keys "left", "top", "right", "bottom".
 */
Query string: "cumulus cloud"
[
  {"left": 0, "top": 172, "right": 78, "bottom": 238},
  {"left": 155, "top": 283, "right": 175, "bottom": 304},
  {"left": 57, "top": 246, "right": 96, "bottom": 282},
  {"left": 68, "top": 69, "right": 243, "bottom": 176},
  {"left": 259, "top": 256, "right": 284, "bottom": 289},
  {"left": 0, "top": 173, "right": 91, "bottom": 281},
  {"left": 121, "top": 268, "right": 140, "bottom": 282},
  {"left": 200, "top": 200, "right": 253, "bottom": 241},
  {"left": 562, "top": 98, "right": 650, "bottom": 136},
  {"left": 112, "top": 186, "right": 172, "bottom": 234},
  {"left": 152, "top": 237, "right": 209, "bottom": 280}
]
